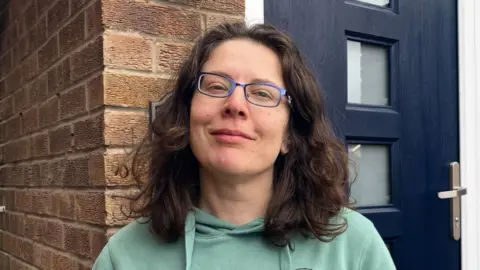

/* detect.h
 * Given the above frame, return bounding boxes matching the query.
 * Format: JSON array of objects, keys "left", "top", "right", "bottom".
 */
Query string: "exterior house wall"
[{"left": 0, "top": 0, "right": 244, "bottom": 269}]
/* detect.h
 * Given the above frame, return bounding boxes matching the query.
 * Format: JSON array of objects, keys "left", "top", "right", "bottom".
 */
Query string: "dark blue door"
[{"left": 265, "top": 0, "right": 460, "bottom": 269}]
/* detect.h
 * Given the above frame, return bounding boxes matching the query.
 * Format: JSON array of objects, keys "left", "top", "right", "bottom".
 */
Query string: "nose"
[{"left": 222, "top": 84, "right": 249, "bottom": 118}]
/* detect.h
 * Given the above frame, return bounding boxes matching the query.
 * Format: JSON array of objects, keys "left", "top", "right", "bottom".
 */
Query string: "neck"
[{"left": 198, "top": 169, "right": 273, "bottom": 226}]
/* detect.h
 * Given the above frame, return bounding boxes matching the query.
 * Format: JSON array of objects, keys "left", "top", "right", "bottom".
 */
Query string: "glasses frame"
[{"left": 196, "top": 72, "right": 292, "bottom": 108}]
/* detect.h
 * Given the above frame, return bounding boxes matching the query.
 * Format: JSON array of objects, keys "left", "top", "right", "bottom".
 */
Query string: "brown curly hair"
[{"left": 126, "top": 22, "right": 352, "bottom": 247}]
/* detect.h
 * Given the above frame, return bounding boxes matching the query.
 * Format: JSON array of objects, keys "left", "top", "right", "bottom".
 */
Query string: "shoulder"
[
  {"left": 290, "top": 208, "right": 396, "bottom": 270},
  {"left": 334, "top": 208, "right": 396, "bottom": 269},
  {"left": 108, "top": 218, "right": 154, "bottom": 245},
  {"left": 94, "top": 218, "right": 185, "bottom": 269}
]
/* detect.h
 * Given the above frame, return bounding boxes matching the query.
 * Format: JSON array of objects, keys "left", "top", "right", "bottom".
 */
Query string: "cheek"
[{"left": 255, "top": 111, "right": 289, "bottom": 145}]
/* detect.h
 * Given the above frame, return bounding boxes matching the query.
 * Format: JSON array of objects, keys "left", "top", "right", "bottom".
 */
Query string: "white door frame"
[
  {"left": 245, "top": 1, "right": 480, "bottom": 269},
  {"left": 458, "top": 1, "right": 480, "bottom": 270}
]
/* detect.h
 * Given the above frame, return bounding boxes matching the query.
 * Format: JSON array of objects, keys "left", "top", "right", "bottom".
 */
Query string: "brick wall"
[{"left": 0, "top": 0, "right": 244, "bottom": 269}]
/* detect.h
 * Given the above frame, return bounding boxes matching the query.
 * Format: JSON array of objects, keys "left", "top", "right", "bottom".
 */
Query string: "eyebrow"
[{"left": 206, "top": 70, "right": 280, "bottom": 86}]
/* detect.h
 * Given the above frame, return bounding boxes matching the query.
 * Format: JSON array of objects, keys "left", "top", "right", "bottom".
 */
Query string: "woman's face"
[{"left": 189, "top": 39, "right": 290, "bottom": 177}]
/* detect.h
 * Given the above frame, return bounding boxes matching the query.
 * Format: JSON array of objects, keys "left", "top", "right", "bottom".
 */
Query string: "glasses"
[{"left": 196, "top": 72, "right": 291, "bottom": 108}]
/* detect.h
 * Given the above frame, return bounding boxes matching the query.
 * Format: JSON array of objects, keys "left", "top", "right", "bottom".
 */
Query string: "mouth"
[{"left": 210, "top": 129, "right": 254, "bottom": 141}]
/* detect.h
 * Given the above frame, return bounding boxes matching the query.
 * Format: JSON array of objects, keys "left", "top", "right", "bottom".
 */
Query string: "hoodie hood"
[{"left": 184, "top": 208, "right": 292, "bottom": 270}]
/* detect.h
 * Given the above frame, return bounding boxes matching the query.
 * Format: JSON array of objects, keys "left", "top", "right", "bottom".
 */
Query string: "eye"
[
  {"left": 207, "top": 83, "right": 229, "bottom": 91},
  {"left": 253, "top": 90, "right": 273, "bottom": 99}
]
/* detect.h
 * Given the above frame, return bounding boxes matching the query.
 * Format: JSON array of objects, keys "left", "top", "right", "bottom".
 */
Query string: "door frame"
[
  {"left": 244, "top": 0, "right": 480, "bottom": 269},
  {"left": 458, "top": 1, "right": 480, "bottom": 270}
]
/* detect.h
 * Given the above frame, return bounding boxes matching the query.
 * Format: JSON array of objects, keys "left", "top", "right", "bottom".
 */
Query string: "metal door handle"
[
  {"left": 437, "top": 162, "right": 467, "bottom": 241},
  {"left": 438, "top": 186, "right": 467, "bottom": 199}
]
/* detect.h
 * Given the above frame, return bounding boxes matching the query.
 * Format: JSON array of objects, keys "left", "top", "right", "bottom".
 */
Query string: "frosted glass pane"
[
  {"left": 356, "top": 0, "right": 390, "bottom": 7},
  {"left": 347, "top": 40, "right": 389, "bottom": 106},
  {"left": 348, "top": 144, "right": 391, "bottom": 207}
]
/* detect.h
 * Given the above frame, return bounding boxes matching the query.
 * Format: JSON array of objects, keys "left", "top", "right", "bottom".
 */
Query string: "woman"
[{"left": 93, "top": 22, "right": 396, "bottom": 270}]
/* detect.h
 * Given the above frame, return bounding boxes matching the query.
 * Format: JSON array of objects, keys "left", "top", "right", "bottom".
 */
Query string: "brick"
[
  {"left": 50, "top": 159, "right": 66, "bottom": 186},
  {"left": 7, "top": 213, "right": 25, "bottom": 236},
  {"left": 32, "top": 244, "right": 53, "bottom": 269},
  {"left": 91, "top": 229, "right": 107, "bottom": 258},
  {"left": 42, "top": 220, "right": 63, "bottom": 248},
  {"left": 60, "top": 12, "right": 85, "bottom": 56},
  {"left": 106, "top": 189, "right": 137, "bottom": 226},
  {"left": 47, "top": 0, "right": 70, "bottom": 35},
  {"left": 6, "top": 115, "right": 21, "bottom": 141},
  {"left": 14, "top": 87, "right": 29, "bottom": 113},
  {"left": 0, "top": 50, "right": 13, "bottom": 76},
  {"left": 0, "top": 123, "right": 6, "bottom": 144},
  {"left": 25, "top": 216, "right": 43, "bottom": 241},
  {"left": 104, "top": 154, "right": 137, "bottom": 186},
  {"left": 26, "top": 162, "right": 49, "bottom": 186},
  {"left": 73, "top": 113, "right": 104, "bottom": 150},
  {"left": 63, "top": 157, "right": 90, "bottom": 186},
  {"left": 22, "top": 52, "right": 38, "bottom": 81},
  {"left": 75, "top": 192, "right": 106, "bottom": 225},
  {"left": 23, "top": 1, "right": 38, "bottom": 32},
  {"left": 104, "top": 73, "right": 168, "bottom": 108},
  {"left": 103, "top": 0, "right": 201, "bottom": 40},
  {"left": 5, "top": 190, "right": 15, "bottom": 211},
  {"left": 29, "top": 16, "right": 47, "bottom": 49},
  {"left": 59, "top": 85, "right": 86, "bottom": 119},
  {"left": 15, "top": 190, "right": 32, "bottom": 212},
  {"left": 104, "top": 110, "right": 148, "bottom": 146},
  {"left": 6, "top": 68, "right": 23, "bottom": 93},
  {"left": 17, "top": 237, "right": 34, "bottom": 263},
  {"left": 0, "top": 169, "right": 5, "bottom": 187},
  {"left": 29, "top": 74, "right": 48, "bottom": 105},
  {"left": 0, "top": 96, "right": 14, "bottom": 120},
  {"left": 30, "top": 133, "right": 49, "bottom": 158},
  {"left": 9, "top": 0, "right": 29, "bottom": 23},
  {"left": 38, "top": 35, "right": 59, "bottom": 70},
  {"left": 22, "top": 107, "right": 39, "bottom": 134},
  {"left": 0, "top": 210, "right": 5, "bottom": 230},
  {"left": 38, "top": 0, "right": 56, "bottom": 15},
  {"left": 64, "top": 224, "right": 90, "bottom": 257},
  {"left": 52, "top": 192, "right": 75, "bottom": 219},
  {"left": 48, "top": 57, "right": 71, "bottom": 95},
  {"left": 104, "top": 33, "right": 152, "bottom": 70},
  {"left": 32, "top": 191, "right": 54, "bottom": 216},
  {"left": 13, "top": 36, "right": 29, "bottom": 66},
  {"left": 206, "top": 14, "right": 244, "bottom": 30},
  {"left": 49, "top": 125, "right": 72, "bottom": 154},
  {"left": 39, "top": 97, "right": 59, "bottom": 128},
  {"left": 3, "top": 231, "right": 17, "bottom": 255},
  {"left": 71, "top": 36, "right": 103, "bottom": 82},
  {"left": 89, "top": 153, "right": 105, "bottom": 186},
  {"left": 10, "top": 256, "right": 35, "bottom": 270},
  {"left": 87, "top": 74, "right": 104, "bottom": 110},
  {"left": 0, "top": 251, "right": 9, "bottom": 269},
  {"left": 4, "top": 165, "right": 26, "bottom": 186},
  {"left": 4, "top": 138, "right": 30, "bottom": 162},
  {"left": 192, "top": 0, "right": 245, "bottom": 15},
  {"left": 86, "top": 0, "right": 102, "bottom": 37},
  {"left": 52, "top": 251, "right": 77, "bottom": 269},
  {"left": 73, "top": 0, "right": 91, "bottom": 10},
  {"left": 1, "top": 21, "right": 18, "bottom": 51},
  {"left": 156, "top": 42, "right": 191, "bottom": 73}
]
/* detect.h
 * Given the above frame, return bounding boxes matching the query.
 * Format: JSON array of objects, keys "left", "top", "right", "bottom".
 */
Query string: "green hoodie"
[{"left": 93, "top": 208, "right": 396, "bottom": 270}]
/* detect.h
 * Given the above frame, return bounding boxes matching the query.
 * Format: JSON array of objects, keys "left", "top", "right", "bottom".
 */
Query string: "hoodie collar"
[{"left": 183, "top": 208, "right": 292, "bottom": 270}]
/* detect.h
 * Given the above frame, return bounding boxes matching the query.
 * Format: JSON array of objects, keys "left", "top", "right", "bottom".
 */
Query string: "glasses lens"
[
  {"left": 245, "top": 84, "right": 281, "bottom": 107},
  {"left": 198, "top": 74, "right": 232, "bottom": 97}
]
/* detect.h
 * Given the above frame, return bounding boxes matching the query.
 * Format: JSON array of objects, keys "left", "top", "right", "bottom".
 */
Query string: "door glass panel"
[
  {"left": 347, "top": 40, "right": 389, "bottom": 106},
  {"left": 348, "top": 144, "right": 391, "bottom": 206},
  {"left": 356, "top": 0, "right": 390, "bottom": 7}
]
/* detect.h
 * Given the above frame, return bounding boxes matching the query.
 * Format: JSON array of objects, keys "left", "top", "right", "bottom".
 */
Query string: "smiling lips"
[{"left": 210, "top": 128, "right": 254, "bottom": 143}]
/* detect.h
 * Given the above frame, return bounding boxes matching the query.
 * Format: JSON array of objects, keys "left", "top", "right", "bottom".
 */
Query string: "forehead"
[{"left": 201, "top": 39, "right": 284, "bottom": 86}]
